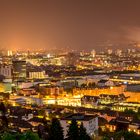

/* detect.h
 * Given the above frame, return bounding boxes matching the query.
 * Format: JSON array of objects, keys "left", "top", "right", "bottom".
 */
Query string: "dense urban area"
[{"left": 0, "top": 48, "right": 140, "bottom": 139}]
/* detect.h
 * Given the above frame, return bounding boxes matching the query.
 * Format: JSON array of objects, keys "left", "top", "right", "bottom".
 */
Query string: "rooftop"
[{"left": 61, "top": 113, "right": 97, "bottom": 121}]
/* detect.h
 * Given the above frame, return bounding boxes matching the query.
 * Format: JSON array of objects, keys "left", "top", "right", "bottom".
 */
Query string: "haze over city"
[
  {"left": 1, "top": 1, "right": 140, "bottom": 140},
  {"left": 0, "top": 0, "right": 140, "bottom": 51}
]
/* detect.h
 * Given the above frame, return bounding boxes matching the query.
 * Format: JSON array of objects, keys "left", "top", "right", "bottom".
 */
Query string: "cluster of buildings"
[{"left": 0, "top": 48, "right": 140, "bottom": 138}]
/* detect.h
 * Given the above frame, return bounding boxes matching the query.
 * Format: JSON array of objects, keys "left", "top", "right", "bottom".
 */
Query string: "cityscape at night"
[{"left": 1, "top": 0, "right": 140, "bottom": 140}]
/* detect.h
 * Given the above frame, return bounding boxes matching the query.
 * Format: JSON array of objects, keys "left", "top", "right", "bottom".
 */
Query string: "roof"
[
  {"left": 61, "top": 113, "right": 97, "bottom": 121},
  {"left": 108, "top": 117, "right": 130, "bottom": 125},
  {"left": 81, "top": 95, "right": 99, "bottom": 102},
  {"left": 21, "top": 88, "right": 35, "bottom": 91},
  {"left": 98, "top": 80, "right": 109, "bottom": 83},
  {"left": 131, "top": 119, "right": 140, "bottom": 125},
  {"left": 9, "top": 117, "right": 32, "bottom": 128},
  {"left": 116, "top": 117, "right": 130, "bottom": 123},
  {"left": 28, "top": 117, "right": 44, "bottom": 123},
  {"left": 100, "top": 94, "right": 118, "bottom": 99},
  {"left": 98, "top": 117, "right": 108, "bottom": 126},
  {"left": 9, "top": 107, "right": 35, "bottom": 116},
  {"left": 108, "top": 119, "right": 116, "bottom": 125},
  {"left": 100, "top": 94, "right": 126, "bottom": 99}
]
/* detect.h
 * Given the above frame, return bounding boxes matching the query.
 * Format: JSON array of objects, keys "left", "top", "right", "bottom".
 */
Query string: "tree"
[
  {"left": 79, "top": 123, "right": 91, "bottom": 140},
  {"left": 0, "top": 131, "right": 40, "bottom": 140},
  {"left": 0, "top": 103, "right": 8, "bottom": 132},
  {"left": 24, "top": 131, "right": 40, "bottom": 140},
  {"left": 81, "top": 83, "right": 87, "bottom": 88},
  {"left": 37, "top": 124, "right": 42, "bottom": 138},
  {"left": 0, "top": 102, "right": 6, "bottom": 114},
  {"left": 1, "top": 132, "right": 15, "bottom": 140},
  {"left": 88, "top": 82, "right": 95, "bottom": 88},
  {"left": 116, "top": 121, "right": 129, "bottom": 132},
  {"left": 49, "top": 118, "right": 64, "bottom": 140},
  {"left": 0, "top": 75, "right": 5, "bottom": 82},
  {"left": 102, "top": 137, "right": 110, "bottom": 140},
  {"left": 124, "top": 109, "right": 135, "bottom": 115},
  {"left": 67, "top": 119, "right": 79, "bottom": 140},
  {"left": 1, "top": 115, "right": 8, "bottom": 128},
  {"left": 41, "top": 116, "right": 51, "bottom": 140},
  {"left": 113, "top": 131, "right": 140, "bottom": 140}
]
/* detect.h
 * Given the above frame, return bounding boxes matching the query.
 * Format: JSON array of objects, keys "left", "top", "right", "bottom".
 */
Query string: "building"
[
  {"left": 18, "top": 88, "right": 36, "bottom": 96},
  {"left": 81, "top": 95, "right": 100, "bottom": 107},
  {"left": 100, "top": 93, "right": 127, "bottom": 103},
  {"left": 12, "top": 60, "right": 26, "bottom": 81},
  {"left": 81, "top": 93, "right": 126, "bottom": 106},
  {"left": 115, "top": 49, "right": 122, "bottom": 56},
  {"left": 0, "top": 64, "right": 12, "bottom": 78},
  {"left": 28, "top": 70, "right": 46, "bottom": 79},
  {"left": 0, "top": 83, "right": 12, "bottom": 93},
  {"left": 38, "top": 85, "right": 64, "bottom": 96},
  {"left": 106, "top": 117, "right": 130, "bottom": 132},
  {"left": 49, "top": 56, "right": 66, "bottom": 66},
  {"left": 73, "top": 85, "right": 126, "bottom": 96},
  {"left": 91, "top": 49, "right": 96, "bottom": 57},
  {"left": 106, "top": 117, "right": 140, "bottom": 134},
  {"left": 97, "top": 80, "right": 114, "bottom": 87},
  {"left": 65, "top": 52, "right": 79, "bottom": 66},
  {"left": 107, "top": 49, "right": 113, "bottom": 55},
  {"left": 7, "top": 50, "right": 13, "bottom": 56},
  {"left": 128, "top": 119, "right": 140, "bottom": 135},
  {"left": 60, "top": 113, "right": 98, "bottom": 138}
]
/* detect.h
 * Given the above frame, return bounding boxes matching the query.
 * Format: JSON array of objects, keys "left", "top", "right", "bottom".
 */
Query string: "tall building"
[
  {"left": 28, "top": 70, "right": 46, "bottom": 79},
  {"left": 127, "top": 49, "right": 131, "bottom": 54},
  {"left": 107, "top": 49, "right": 113, "bottom": 55},
  {"left": 12, "top": 60, "right": 26, "bottom": 81},
  {"left": 60, "top": 113, "right": 98, "bottom": 138},
  {"left": 7, "top": 50, "right": 13, "bottom": 56},
  {"left": 91, "top": 49, "right": 96, "bottom": 57},
  {"left": 0, "top": 64, "right": 12, "bottom": 78},
  {"left": 115, "top": 49, "right": 122, "bottom": 56},
  {"left": 66, "top": 52, "right": 79, "bottom": 66}
]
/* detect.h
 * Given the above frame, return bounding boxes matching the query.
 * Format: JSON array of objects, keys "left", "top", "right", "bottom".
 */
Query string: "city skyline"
[
  {"left": 1, "top": 1, "right": 140, "bottom": 139},
  {"left": 1, "top": 0, "right": 140, "bottom": 51}
]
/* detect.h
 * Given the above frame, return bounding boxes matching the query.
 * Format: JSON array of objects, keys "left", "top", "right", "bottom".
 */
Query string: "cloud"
[{"left": 123, "top": 26, "right": 140, "bottom": 43}]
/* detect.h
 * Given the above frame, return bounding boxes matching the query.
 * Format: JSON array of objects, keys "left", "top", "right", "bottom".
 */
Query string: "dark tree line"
[
  {"left": 38, "top": 118, "right": 91, "bottom": 140},
  {"left": 0, "top": 103, "right": 91, "bottom": 140},
  {"left": 0, "top": 102, "right": 8, "bottom": 132},
  {"left": 67, "top": 119, "right": 91, "bottom": 140}
]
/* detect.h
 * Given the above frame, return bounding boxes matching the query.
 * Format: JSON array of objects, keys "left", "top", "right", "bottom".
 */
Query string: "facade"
[
  {"left": 100, "top": 93, "right": 127, "bottom": 103},
  {"left": 38, "top": 85, "right": 64, "bottom": 95},
  {"left": 0, "top": 64, "right": 12, "bottom": 78},
  {"left": 19, "top": 88, "right": 36, "bottom": 96},
  {"left": 60, "top": 113, "right": 98, "bottom": 138},
  {"left": 28, "top": 70, "right": 46, "bottom": 79},
  {"left": 81, "top": 95, "right": 100, "bottom": 107},
  {"left": 73, "top": 85, "right": 126, "bottom": 96},
  {"left": 97, "top": 80, "right": 114, "bottom": 87},
  {"left": 106, "top": 117, "right": 140, "bottom": 135},
  {"left": 12, "top": 60, "right": 26, "bottom": 81},
  {"left": 81, "top": 93, "right": 126, "bottom": 106},
  {"left": 65, "top": 52, "right": 79, "bottom": 66},
  {"left": 128, "top": 120, "right": 140, "bottom": 135},
  {"left": 106, "top": 117, "right": 130, "bottom": 132}
]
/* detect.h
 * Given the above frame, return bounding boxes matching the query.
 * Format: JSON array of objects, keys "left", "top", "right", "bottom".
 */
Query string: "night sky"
[{"left": 0, "top": 0, "right": 140, "bottom": 51}]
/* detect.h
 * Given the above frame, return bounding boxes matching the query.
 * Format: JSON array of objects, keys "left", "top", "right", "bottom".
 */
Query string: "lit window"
[
  {"left": 67, "top": 121, "right": 71, "bottom": 124},
  {"left": 77, "top": 121, "right": 81, "bottom": 125}
]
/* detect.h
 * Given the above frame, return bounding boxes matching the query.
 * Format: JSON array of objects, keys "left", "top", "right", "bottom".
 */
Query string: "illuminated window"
[
  {"left": 77, "top": 121, "right": 81, "bottom": 125},
  {"left": 67, "top": 121, "right": 71, "bottom": 124}
]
